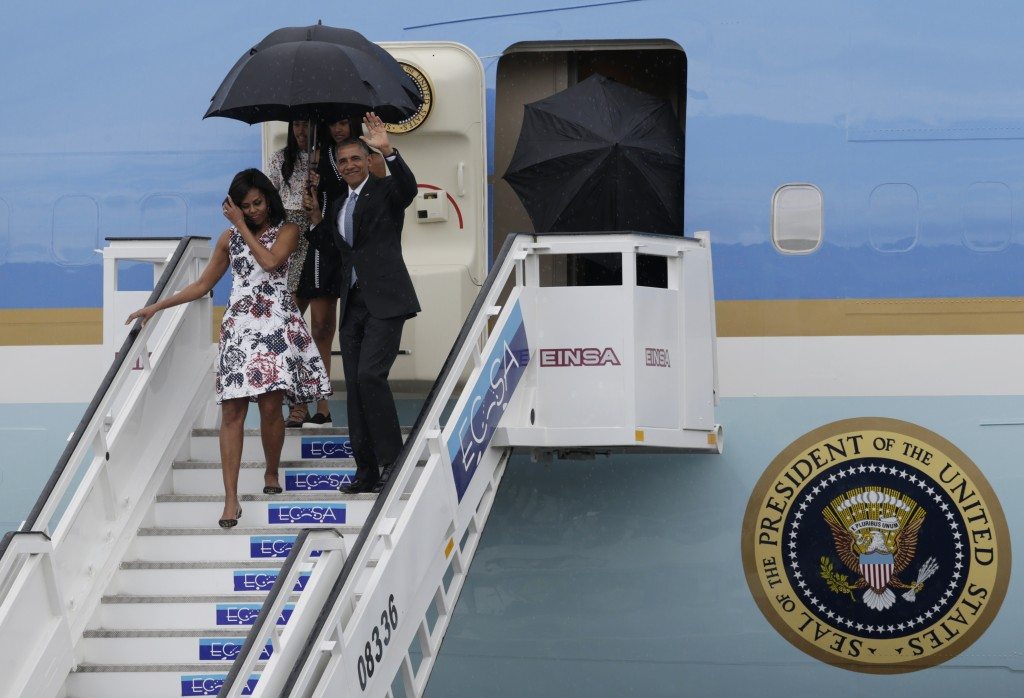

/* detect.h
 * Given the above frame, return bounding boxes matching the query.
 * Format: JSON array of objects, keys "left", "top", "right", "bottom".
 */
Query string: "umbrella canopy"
[
  {"left": 204, "top": 23, "right": 422, "bottom": 124},
  {"left": 503, "top": 74, "right": 683, "bottom": 234}
]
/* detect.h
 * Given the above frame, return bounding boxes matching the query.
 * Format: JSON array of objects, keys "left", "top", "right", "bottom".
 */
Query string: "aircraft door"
[{"left": 378, "top": 42, "right": 487, "bottom": 384}]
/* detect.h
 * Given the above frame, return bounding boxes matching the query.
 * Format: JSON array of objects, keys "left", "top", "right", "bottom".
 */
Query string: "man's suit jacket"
[{"left": 306, "top": 150, "right": 421, "bottom": 320}]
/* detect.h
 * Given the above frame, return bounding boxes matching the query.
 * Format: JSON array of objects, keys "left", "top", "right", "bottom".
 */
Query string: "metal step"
[
  {"left": 150, "top": 493, "right": 370, "bottom": 529},
  {"left": 128, "top": 526, "right": 361, "bottom": 562},
  {"left": 78, "top": 630, "right": 271, "bottom": 666},
  {"left": 75, "top": 662, "right": 264, "bottom": 672},
  {"left": 110, "top": 562, "right": 310, "bottom": 596},
  {"left": 67, "top": 669, "right": 260, "bottom": 698},
  {"left": 187, "top": 425, "right": 411, "bottom": 461},
  {"left": 172, "top": 459, "right": 356, "bottom": 495},
  {"left": 112, "top": 560, "right": 380, "bottom": 595},
  {"left": 94, "top": 594, "right": 301, "bottom": 630},
  {"left": 172, "top": 459, "right": 425, "bottom": 497}
]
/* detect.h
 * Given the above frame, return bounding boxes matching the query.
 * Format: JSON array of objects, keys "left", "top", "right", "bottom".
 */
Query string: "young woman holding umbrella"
[
  {"left": 126, "top": 169, "right": 331, "bottom": 527},
  {"left": 266, "top": 119, "right": 336, "bottom": 428}
]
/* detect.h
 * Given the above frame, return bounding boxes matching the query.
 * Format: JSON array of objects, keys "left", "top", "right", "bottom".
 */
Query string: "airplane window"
[
  {"left": 52, "top": 195, "right": 100, "bottom": 266},
  {"left": 869, "top": 183, "right": 918, "bottom": 253},
  {"left": 772, "top": 184, "right": 822, "bottom": 254},
  {"left": 141, "top": 194, "right": 189, "bottom": 238},
  {"left": 963, "top": 182, "right": 1011, "bottom": 252}
]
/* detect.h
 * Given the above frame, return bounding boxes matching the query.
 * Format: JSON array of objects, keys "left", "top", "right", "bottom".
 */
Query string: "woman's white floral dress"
[{"left": 216, "top": 224, "right": 332, "bottom": 404}]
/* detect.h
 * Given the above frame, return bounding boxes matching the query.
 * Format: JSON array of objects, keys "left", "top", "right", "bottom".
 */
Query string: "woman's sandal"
[
  {"left": 218, "top": 507, "right": 243, "bottom": 529},
  {"left": 263, "top": 485, "right": 283, "bottom": 494},
  {"left": 284, "top": 404, "right": 309, "bottom": 428}
]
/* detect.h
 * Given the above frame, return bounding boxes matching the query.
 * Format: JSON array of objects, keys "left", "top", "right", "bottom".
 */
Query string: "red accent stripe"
[
  {"left": 417, "top": 183, "right": 464, "bottom": 229},
  {"left": 861, "top": 563, "right": 892, "bottom": 590}
]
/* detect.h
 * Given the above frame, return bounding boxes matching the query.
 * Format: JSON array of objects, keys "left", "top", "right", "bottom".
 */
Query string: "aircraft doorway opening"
[{"left": 493, "top": 40, "right": 687, "bottom": 286}]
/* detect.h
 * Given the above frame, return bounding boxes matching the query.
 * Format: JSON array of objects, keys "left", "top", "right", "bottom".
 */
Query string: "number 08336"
[{"left": 357, "top": 594, "right": 399, "bottom": 691}]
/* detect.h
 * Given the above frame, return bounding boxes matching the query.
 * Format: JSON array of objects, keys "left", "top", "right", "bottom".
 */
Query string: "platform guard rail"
[
  {"left": 0, "top": 236, "right": 216, "bottom": 698},
  {"left": 221, "top": 231, "right": 720, "bottom": 697}
]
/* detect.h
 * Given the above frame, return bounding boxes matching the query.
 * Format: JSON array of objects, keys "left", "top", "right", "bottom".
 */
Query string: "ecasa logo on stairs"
[
  {"left": 180, "top": 673, "right": 258, "bottom": 695},
  {"left": 447, "top": 300, "right": 530, "bottom": 501},
  {"left": 233, "top": 569, "right": 309, "bottom": 591},
  {"left": 267, "top": 503, "right": 346, "bottom": 524},
  {"left": 216, "top": 603, "right": 294, "bottom": 626},
  {"left": 199, "top": 638, "right": 272, "bottom": 661},
  {"left": 285, "top": 469, "right": 356, "bottom": 490},
  {"left": 249, "top": 535, "right": 323, "bottom": 558},
  {"left": 301, "top": 436, "right": 353, "bottom": 459}
]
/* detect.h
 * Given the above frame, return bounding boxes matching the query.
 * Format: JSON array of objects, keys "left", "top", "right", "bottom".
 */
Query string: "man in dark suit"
[{"left": 305, "top": 112, "right": 420, "bottom": 493}]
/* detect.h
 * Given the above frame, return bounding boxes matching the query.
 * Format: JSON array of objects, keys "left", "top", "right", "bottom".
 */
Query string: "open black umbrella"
[
  {"left": 503, "top": 74, "right": 683, "bottom": 234},
  {"left": 204, "top": 23, "right": 422, "bottom": 124}
]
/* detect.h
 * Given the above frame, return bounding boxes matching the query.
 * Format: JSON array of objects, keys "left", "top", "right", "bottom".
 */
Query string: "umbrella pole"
[
  {"left": 307, "top": 119, "right": 319, "bottom": 203},
  {"left": 307, "top": 119, "right": 316, "bottom": 168}
]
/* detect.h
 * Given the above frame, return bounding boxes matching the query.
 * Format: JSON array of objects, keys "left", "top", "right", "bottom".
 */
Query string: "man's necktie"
[{"left": 342, "top": 192, "right": 358, "bottom": 286}]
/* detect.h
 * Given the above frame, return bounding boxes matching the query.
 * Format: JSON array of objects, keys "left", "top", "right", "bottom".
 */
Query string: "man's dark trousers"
[{"left": 340, "top": 285, "right": 405, "bottom": 484}]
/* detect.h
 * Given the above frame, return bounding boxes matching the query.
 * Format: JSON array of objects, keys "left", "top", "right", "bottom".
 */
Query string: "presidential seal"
[
  {"left": 385, "top": 62, "right": 433, "bottom": 134},
  {"left": 741, "top": 418, "right": 1010, "bottom": 673}
]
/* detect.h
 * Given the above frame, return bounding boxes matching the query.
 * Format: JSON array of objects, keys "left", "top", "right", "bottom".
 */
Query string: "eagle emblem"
[{"left": 822, "top": 487, "right": 937, "bottom": 610}]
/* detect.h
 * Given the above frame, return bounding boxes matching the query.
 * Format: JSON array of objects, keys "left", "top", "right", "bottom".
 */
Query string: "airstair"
[{"left": 0, "top": 231, "right": 720, "bottom": 697}]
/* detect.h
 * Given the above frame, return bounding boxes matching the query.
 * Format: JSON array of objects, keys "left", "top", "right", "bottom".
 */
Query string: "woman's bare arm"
[
  {"left": 125, "top": 231, "right": 231, "bottom": 326},
  {"left": 236, "top": 219, "right": 299, "bottom": 271}
]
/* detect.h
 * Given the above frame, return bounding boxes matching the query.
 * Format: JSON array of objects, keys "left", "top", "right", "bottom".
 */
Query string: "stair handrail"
[
  {"left": 0, "top": 235, "right": 209, "bottom": 590},
  {"left": 221, "top": 528, "right": 348, "bottom": 696},
  {"left": 219, "top": 232, "right": 524, "bottom": 697}
]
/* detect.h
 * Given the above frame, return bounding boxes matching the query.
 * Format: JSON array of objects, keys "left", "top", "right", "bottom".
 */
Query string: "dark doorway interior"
[{"left": 494, "top": 41, "right": 687, "bottom": 285}]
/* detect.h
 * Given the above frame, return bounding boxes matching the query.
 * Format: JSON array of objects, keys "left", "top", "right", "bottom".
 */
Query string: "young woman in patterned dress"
[
  {"left": 126, "top": 169, "right": 331, "bottom": 527},
  {"left": 266, "top": 120, "right": 334, "bottom": 427}
]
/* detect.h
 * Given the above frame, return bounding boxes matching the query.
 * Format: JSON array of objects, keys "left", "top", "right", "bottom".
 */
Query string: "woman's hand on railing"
[
  {"left": 124, "top": 238, "right": 229, "bottom": 329},
  {"left": 126, "top": 305, "right": 158, "bottom": 328}
]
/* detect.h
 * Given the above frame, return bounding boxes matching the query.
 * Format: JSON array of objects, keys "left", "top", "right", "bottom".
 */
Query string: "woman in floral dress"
[{"left": 127, "top": 169, "right": 331, "bottom": 526}]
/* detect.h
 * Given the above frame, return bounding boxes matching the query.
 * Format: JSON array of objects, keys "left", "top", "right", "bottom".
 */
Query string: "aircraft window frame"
[
  {"left": 868, "top": 182, "right": 919, "bottom": 253},
  {"left": 140, "top": 193, "right": 190, "bottom": 238},
  {"left": 771, "top": 183, "right": 824, "bottom": 254},
  {"left": 51, "top": 194, "right": 100, "bottom": 267},
  {"left": 962, "top": 181, "right": 1012, "bottom": 253}
]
